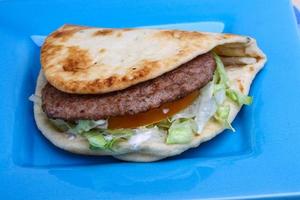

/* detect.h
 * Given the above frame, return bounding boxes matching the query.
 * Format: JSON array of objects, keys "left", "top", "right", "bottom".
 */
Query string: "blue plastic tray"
[{"left": 1, "top": 0, "right": 300, "bottom": 199}]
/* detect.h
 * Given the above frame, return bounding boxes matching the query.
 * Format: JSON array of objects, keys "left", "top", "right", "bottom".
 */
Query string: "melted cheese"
[{"left": 108, "top": 91, "right": 199, "bottom": 129}]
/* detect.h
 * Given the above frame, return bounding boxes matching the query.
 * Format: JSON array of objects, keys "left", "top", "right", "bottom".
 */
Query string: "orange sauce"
[{"left": 108, "top": 91, "right": 199, "bottom": 129}]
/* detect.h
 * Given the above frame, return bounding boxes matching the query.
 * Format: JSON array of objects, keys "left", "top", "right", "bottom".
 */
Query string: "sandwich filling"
[{"left": 39, "top": 53, "right": 252, "bottom": 150}]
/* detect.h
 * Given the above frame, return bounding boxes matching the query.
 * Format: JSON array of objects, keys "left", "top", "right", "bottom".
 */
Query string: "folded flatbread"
[{"left": 33, "top": 25, "right": 266, "bottom": 162}]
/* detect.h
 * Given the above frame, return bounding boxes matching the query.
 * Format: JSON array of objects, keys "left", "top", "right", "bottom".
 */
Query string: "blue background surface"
[{"left": 0, "top": 0, "right": 300, "bottom": 199}]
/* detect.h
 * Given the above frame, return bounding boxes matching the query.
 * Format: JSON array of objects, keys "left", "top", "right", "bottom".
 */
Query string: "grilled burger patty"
[{"left": 42, "top": 52, "right": 216, "bottom": 121}]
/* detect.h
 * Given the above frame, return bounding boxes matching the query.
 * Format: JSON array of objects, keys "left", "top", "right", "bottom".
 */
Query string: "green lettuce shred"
[
  {"left": 69, "top": 120, "right": 100, "bottom": 135},
  {"left": 146, "top": 118, "right": 172, "bottom": 130},
  {"left": 85, "top": 128, "right": 133, "bottom": 150},
  {"left": 50, "top": 118, "right": 133, "bottom": 150},
  {"left": 213, "top": 52, "right": 229, "bottom": 87},
  {"left": 214, "top": 105, "right": 235, "bottom": 131},
  {"left": 105, "top": 129, "right": 133, "bottom": 150},
  {"left": 212, "top": 53, "right": 253, "bottom": 130},
  {"left": 166, "top": 118, "right": 197, "bottom": 144},
  {"left": 213, "top": 83, "right": 226, "bottom": 94},
  {"left": 84, "top": 130, "right": 107, "bottom": 149},
  {"left": 153, "top": 118, "right": 172, "bottom": 130},
  {"left": 213, "top": 53, "right": 253, "bottom": 106},
  {"left": 50, "top": 119, "right": 74, "bottom": 132},
  {"left": 226, "top": 89, "right": 253, "bottom": 106},
  {"left": 105, "top": 138, "right": 121, "bottom": 150}
]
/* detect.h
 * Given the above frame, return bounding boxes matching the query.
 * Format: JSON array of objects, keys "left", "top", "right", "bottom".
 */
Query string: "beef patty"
[{"left": 42, "top": 52, "right": 216, "bottom": 121}]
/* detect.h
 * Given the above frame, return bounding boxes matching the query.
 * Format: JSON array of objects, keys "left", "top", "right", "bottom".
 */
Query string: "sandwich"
[{"left": 32, "top": 25, "right": 266, "bottom": 162}]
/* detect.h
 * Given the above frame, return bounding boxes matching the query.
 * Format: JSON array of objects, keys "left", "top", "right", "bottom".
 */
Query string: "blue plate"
[{"left": 1, "top": 0, "right": 300, "bottom": 199}]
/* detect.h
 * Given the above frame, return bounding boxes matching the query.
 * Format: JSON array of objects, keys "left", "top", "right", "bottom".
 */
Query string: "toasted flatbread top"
[{"left": 41, "top": 25, "right": 254, "bottom": 94}]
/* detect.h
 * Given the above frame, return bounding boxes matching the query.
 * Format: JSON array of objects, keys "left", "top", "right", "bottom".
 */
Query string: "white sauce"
[{"left": 128, "top": 130, "right": 152, "bottom": 150}]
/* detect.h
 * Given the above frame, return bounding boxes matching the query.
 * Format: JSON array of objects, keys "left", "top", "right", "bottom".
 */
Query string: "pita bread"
[
  {"left": 41, "top": 25, "right": 260, "bottom": 94},
  {"left": 34, "top": 27, "right": 266, "bottom": 162}
]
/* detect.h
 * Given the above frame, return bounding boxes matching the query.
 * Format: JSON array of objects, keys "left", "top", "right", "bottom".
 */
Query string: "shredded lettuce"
[
  {"left": 213, "top": 52, "right": 229, "bottom": 87},
  {"left": 69, "top": 120, "right": 96, "bottom": 134},
  {"left": 211, "top": 53, "right": 233, "bottom": 130},
  {"left": 67, "top": 120, "right": 106, "bottom": 135},
  {"left": 213, "top": 83, "right": 226, "bottom": 94},
  {"left": 211, "top": 53, "right": 253, "bottom": 131},
  {"left": 226, "top": 89, "right": 253, "bottom": 106},
  {"left": 213, "top": 53, "right": 253, "bottom": 106},
  {"left": 105, "top": 138, "right": 122, "bottom": 150},
  {"left": 166, "top": 118, "right": 197, "bottom": 144},
  {"left": 214, "top": 105, "right": 235, "bottom": 131},
  {"left": 145, "top": 118, "right": 172, "bottom": 130},
  {"left": 106, "top": 129, "right": 133, "bottom": 150},
  {"left": 162, "top": 53, "right": 247, "bottom": 143},
  {"left": 84, "top": 129, "right": 132, "bottom": 150},
  {"left": 154, "top": 118, "right": 172, "bottom": 130},
  {"left": 50, "top": 119, "right": 132, "bottom": 150},
  {"left": 86, "top": 128, "right": 133, "bottom": 150},
  {"left": 50, "top": 119, "right": 74, "bottom": 132},
  {"left": 84, "top": 130, "right": 107, "bottom": 149},
  {"left": 50, "top": 119, "right": 103, "bottom": 134},
  {"left": 194, "top": 82, "right": 218, "bottom": 132}
]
